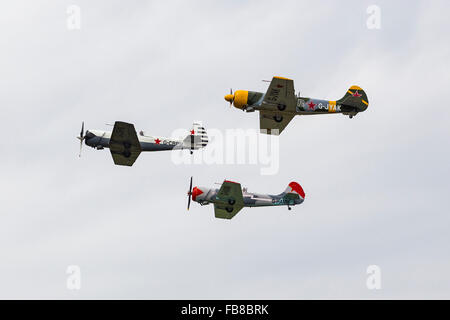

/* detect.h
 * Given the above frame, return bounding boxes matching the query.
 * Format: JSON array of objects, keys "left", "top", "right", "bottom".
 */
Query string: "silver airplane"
[
  {"left": 187, "top": 177, "right": 306, "bottom": 219},
  {"left": 77, "top": 121, "right": 208, "bottom": 166}
]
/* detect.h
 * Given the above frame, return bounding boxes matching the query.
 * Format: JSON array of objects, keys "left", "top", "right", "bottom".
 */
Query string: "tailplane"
[
  {"left": 280, "top": 181, "right": 305, "bottom": 201},
  {"left": 337, "top": 85, "right": 369, "bottom": 113},
  {"left": 183, "top": 122, "right": 208, "bottom": 151}
]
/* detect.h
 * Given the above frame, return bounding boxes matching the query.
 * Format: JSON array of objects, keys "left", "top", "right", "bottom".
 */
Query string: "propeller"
[
  {"left": 224, "top": 88, "right": 234, "bottom": 107},
  {"left": 76, "top": 121, "right": 85, "bottom": 157},
  {"left": 230, "top": 88, "right": 234, "bottom": 108},
  {"left": 187, "top": 176, "right": 193, "bottom": 211},
  {"left": 229, "top": 88, "right": 233, "bottom": 107}
]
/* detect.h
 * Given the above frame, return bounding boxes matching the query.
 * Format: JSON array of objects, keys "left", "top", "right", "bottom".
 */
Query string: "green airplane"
[{"left": 225, "top": 76, "right": 369, "bottom": 135}]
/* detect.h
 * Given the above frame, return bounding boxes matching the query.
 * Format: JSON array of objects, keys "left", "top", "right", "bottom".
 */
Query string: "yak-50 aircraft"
[
  {"left": 186, "top": 177, "right": 305, "bottom": 219},
  {"left": 77, "top": 121, "right": 208, "bottom": 166},
  {"left": 224, "top": 76, "right": 369, "bottom": 135}
]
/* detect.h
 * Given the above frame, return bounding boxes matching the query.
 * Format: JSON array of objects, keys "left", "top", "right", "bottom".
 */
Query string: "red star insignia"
[
  {"left": 154, "top": 138, "right": 161, "bottom": 144},
  {"left": 308, "top": 101, "right": 316, "bottom": 110},
  {"left": 276, "top": 84, "right": 284, "bottom": 88},
  {"left": 190, "top": 129, "right": 195, "bottom": 135},
  {"left": 352, "top": 90, "right": 362, "bottom": 97}
]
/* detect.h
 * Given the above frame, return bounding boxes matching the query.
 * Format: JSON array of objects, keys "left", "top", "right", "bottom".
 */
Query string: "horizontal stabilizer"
[
  {"left": 337, "top": 85, "right": 369, "bottom": 112},
  {"left": 281, "top": 181, "right": 305, "bottom": 200},
  {"left": 183, "top": 122, "right": 208, "bottom": 150}
]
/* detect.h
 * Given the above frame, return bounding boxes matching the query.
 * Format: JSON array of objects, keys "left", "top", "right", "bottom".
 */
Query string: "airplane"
[
  {"left": 186, "top": 177, "right": 305, "bottom": 219},
  {"left": 77, "top": 121, "right": 208, "bottom": 166},
  {"left": 224, "top": 76, "right": 369, "bottom": 135}
]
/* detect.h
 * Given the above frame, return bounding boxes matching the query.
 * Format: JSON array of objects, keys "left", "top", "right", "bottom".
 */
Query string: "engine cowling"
[{"left": 225, "top": 90, "right": 264, "bottom": 110}]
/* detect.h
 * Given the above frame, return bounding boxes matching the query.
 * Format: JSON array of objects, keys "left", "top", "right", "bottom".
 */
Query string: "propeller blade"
[
  {"left": 187, "top": 176, "right": 193, "bottom": 211},
  {"left": 78, "top": 121, "right": 85, "bottom": 157},
  {"left": 80, "top": 121, "right": 84, "bottom": 139},
  {"left": 79, "top": 139, "right": 83, "bottom": 157},
  {"left": 187, "top": 193, "right": 191, "bottom": 211},
  {"left": 230, "top": 88, "right": 233, "bottom": 107}
]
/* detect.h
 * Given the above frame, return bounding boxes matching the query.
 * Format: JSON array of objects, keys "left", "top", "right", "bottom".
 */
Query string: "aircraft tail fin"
[
  {"left": 280, "top": 181, "right": 305, "bottom": 200},
  {"left": 337, "top": 85, "right": 369, "bottom": 112},
  {"left": 183, "top": 122, "right": 208, "bottom": 151}
]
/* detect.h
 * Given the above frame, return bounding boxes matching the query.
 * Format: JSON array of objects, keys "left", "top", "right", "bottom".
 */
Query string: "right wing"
[
  {"left": 261, "top": 76, "right": 296, "bottom": 112},
  {"left": 109, "top": 121, "right": 142, "bottom": 166},
  {"left": 259, "top": 111, "right": 295, "bottom": 135},
  {"left": 214, "top": 180, "right": 244, "bottom": 219},
  {"left": 214, "top": 204, "right": 243, "bottom": 220}
]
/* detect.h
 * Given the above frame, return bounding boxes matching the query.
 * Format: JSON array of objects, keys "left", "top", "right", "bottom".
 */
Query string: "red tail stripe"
[{"left": 288, "top": 182, "right": 305, "bottom": 199}]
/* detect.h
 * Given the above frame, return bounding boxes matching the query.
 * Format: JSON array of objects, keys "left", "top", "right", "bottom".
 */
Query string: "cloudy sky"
[{"left": 1, "top": 0, "right": 449, "bottom": 299}]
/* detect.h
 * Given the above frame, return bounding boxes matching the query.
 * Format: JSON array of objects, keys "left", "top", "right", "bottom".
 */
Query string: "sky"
[{"left": 0, "top": 0, "right": 449, "bottom": 299}]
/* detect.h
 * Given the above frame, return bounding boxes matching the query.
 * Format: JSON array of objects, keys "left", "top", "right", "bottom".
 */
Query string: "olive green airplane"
[{"left": 224, "top": 76, "right": 369, "bottom": 135}]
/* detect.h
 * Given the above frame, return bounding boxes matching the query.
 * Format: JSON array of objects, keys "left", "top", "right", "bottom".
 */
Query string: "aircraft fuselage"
[
  {"left": 192, "top": 187, "right": 303, "bottom": 208},
  {"left": 84, "top": 130, "right": 184, "bottom": 151},
  {"left": 248, "top": 92, "right": 360, "bottom": 116}
]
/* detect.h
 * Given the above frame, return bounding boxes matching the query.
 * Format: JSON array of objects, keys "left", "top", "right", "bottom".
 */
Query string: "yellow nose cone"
[{"left": 224, "top": 94, "right": 234, "bottom": 102}]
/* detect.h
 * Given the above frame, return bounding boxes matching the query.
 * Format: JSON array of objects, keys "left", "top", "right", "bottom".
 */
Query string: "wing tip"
[
  {"left": 224, "top": 179, "right": 240, "bottom": 185},
  {"left": 273, "top": 76, "right": 292, "bottom": 80}
]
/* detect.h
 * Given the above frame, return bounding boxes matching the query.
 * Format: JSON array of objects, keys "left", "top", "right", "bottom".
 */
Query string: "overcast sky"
[{"left": 0, "top": 0, "right": 449, "bottom": 299}]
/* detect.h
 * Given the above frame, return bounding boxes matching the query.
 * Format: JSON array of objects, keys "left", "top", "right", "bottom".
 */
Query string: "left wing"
[
  {"left": 259, "top": 111, "right": 295, "bottom": 135},
  {"left": 261, "top": 76, "right": 296, "bottom": 112},
  {"left": 214, "top": 180, "right": 244, "bottom": 219},
  {"left": 109, "top": 121, "right": 142, "bottom": 166}
]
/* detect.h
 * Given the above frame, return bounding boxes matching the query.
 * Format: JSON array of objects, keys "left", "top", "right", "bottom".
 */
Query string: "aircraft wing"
[
  {"left": 214, "top": 180, "right": 244, "bottom": 219},
  {"left": 262, "top": 76, "right": 296, "bottom": 112},
  {"left": 259, "top": 111, "right": 295, "bottom": 135},
  {"left": 214, "top": 204, "right": 243, "bottom": 220},
  {"left": 109, "top": 121, "right": 142, "bottom": 166}
]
